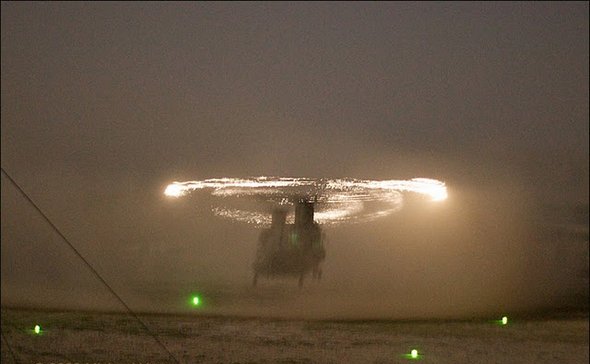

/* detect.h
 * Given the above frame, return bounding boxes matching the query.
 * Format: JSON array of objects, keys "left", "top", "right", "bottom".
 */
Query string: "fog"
[
  {"left": 1, "top": 2, "right": 588, "bottom": 319},
  {"left": 2, "top": 152, "right": 587, "bottom": 319}
]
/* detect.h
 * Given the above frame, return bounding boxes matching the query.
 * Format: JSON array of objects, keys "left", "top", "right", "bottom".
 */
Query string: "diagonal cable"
[
  {"left": 1, "top": 328, "right": 20, "bottom": 364},
  {"left": 0, "top": 167, "right": 180, "bottom": 364}
]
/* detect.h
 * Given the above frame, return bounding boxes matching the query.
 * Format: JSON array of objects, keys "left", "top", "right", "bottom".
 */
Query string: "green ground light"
[
  {"left": 402, "top": 349, "right": 422, "bottom": 360},
  {"left": 190, "top": 295, "right": 201, "bottom": 307},
  {"left": 492, "top": 315, "right": 509, "bottom": 326},
  {"left": 33, "top": 324, "right": 41, "bottom": 335}
]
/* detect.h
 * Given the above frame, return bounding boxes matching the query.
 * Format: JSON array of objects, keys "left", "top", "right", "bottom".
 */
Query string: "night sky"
[{"left": 1, "top": 2, "right": 588, "bottom": 318}]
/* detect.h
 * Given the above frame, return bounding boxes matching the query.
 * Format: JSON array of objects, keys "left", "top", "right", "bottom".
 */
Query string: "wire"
[
  {"left": 1, "top": 328, "right": 19, "bottom": 364},
  {"left": 0, "top": 167, "right": 181, "bottom": 364}
]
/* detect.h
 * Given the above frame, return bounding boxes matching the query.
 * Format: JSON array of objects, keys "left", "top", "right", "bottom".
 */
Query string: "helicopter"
[
  {"left": 252, "top": 198, "right": 326, "bottom": 288},
  {"left": 163, "top": 176, "right": 447, "bottom": 287}
]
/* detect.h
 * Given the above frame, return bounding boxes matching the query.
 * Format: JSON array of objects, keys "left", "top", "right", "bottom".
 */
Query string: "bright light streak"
[
  {"left": 164, "top": 183, "right": 186, "bottom": 197},
  {"left": 164, "top": 176, "right": 447, "bottom": 226},
  {"left": 411, "top": 349, "right": 418, "bottom": 358}
]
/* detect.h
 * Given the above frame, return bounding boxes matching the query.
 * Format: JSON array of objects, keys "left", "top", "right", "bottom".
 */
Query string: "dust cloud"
[{"left": 2, "top": 160, "right": 586, "bottom": 319}]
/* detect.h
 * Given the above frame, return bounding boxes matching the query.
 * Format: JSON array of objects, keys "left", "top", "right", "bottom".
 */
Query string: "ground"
[{"left": 1, "top": 308, "right": 588, "bottom": 364}]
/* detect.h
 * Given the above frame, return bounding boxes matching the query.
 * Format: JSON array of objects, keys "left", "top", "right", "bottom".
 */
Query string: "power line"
[{"left": 0, "top": 167, "right": 181, "bottom": 364}]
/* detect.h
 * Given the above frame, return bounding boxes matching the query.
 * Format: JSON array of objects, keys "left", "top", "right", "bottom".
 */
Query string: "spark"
[
  {"left": 34, "top": 325, "right": 41, "bottom": 334},
  {"left": 164, "top": 183, "right": 186, "bottom": 198},
  {"left": 164, "top": 177, "right": 447, "bottom": 226}
]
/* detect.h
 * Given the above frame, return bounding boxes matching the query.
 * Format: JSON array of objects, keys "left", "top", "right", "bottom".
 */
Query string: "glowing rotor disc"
[{"left": 164, "top": 177, "right": 446, "bottom": 226}]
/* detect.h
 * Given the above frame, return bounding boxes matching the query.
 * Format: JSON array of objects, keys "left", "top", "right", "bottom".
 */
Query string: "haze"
[{"left": 1, "top": 2, "right": 588, "bottom": 319}]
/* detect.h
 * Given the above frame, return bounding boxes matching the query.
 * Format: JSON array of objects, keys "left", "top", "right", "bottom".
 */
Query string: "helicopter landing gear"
[{"left": 312, "top": 265, "right": 322, "bottom": 280}]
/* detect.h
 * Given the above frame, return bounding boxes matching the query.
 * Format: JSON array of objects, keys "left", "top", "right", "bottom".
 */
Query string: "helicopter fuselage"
[{"left": 252, "top": 200, "right": 325, "bottom": 287}]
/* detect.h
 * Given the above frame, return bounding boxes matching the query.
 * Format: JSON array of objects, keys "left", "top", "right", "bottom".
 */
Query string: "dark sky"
[{"left": 1, "top": 2, "right": 588, "bottom": 318}]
